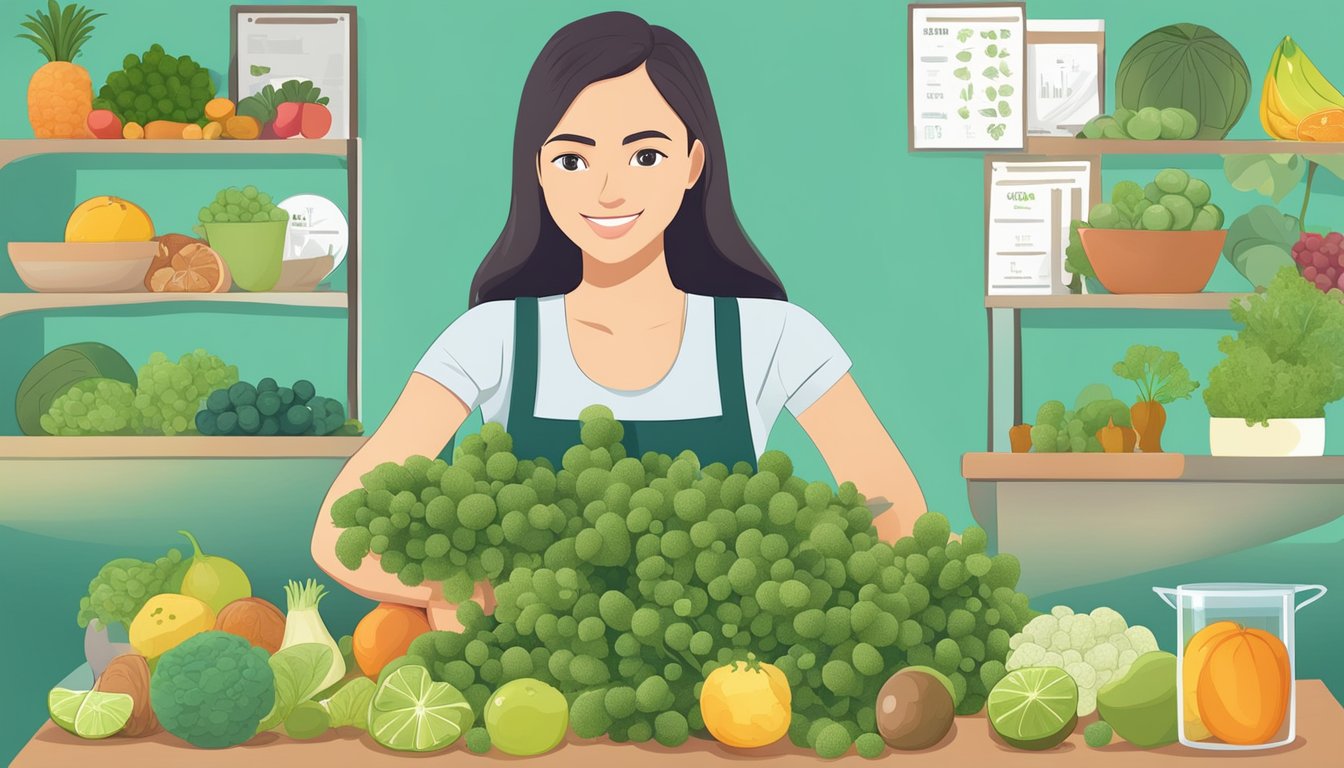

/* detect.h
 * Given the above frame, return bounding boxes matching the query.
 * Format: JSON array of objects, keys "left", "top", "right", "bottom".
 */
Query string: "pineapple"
[{"left": 17, "top": 1, "right": 105, "bottom": 138}]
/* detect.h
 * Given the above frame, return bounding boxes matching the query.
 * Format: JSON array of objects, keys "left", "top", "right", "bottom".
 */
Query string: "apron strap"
[
  {"left": 509, "top": 296, "right": 541, "bottom": 421},
  {"left": 712, "top": 296, "right": 748, "bottom": 417}
]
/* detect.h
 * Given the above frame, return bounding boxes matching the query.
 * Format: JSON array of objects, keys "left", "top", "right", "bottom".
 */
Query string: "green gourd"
[{"left": 176, "top": 530, "right": 251, "bottom": 614}]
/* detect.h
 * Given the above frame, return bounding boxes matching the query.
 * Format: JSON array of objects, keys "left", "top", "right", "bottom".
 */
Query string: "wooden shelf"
[
  {"left": 1023, "top": 137, "right": 1344, "bottom": 155},
  {"left": 962, "top": 452, "right": 1344, "bottom": 482},
  {"left": 0, "top": 138, "right": 350, "bottom": 169},
  {"left": 0, "top": 291, "right": 347, "bottom": 320},
  {"left": 0, "top": 436, "right": 365, "bottom": 459},
  {"left": 984, "top": 292, "right": 1249, "bottom": 310}
]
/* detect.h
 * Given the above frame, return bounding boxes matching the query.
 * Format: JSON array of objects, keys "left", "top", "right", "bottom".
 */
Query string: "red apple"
[
  {"left": 300, "top": 103, "right": 332, "bottom": 139},
  {"left": 273, "top": 102, "right": 303, "bottom": 139}
]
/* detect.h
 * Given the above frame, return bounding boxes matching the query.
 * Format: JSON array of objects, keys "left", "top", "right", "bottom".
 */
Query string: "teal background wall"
[{"left": 2, "top": 0, "right": 1342, "bottom": 761}]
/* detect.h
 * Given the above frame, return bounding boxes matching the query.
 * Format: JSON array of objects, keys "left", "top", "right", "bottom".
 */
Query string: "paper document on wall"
[{"left": 987, "top": 160, "right": 1091, "bottom": 295}]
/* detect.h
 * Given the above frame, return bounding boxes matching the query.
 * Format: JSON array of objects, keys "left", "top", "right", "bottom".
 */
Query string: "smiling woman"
[{"left": 310, "top": 10, "right": 926, "bottom": 630}]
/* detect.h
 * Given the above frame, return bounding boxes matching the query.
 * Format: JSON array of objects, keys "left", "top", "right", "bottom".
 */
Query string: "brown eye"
[
  {"left": 552, "top": 154, "right": 588, "bottom": 172},
  {"left": 631, "top": 149, "right": 665, "bottom": 167}
]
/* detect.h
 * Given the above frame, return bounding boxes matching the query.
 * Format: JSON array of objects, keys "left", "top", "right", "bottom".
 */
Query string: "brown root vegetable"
[
  {"left": 144, "top": 120, "right": 195, "bottom": 140},
  {"left": 214, "top": 596, "right": 286, "bottom": 654},
  {"left": 876, "top": 669, "right": 954, "bottom": 750},
  {"left": 93, "top": 654, "right": 159, "bottom": 737},
  {"left": 224, "top": 115, "right": 261, "bottom": 140}
]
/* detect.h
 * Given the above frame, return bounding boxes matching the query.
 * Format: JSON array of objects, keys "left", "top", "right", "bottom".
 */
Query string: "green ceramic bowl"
[{"left": 202, "top": 220, "right": 288, "bottom": 292}]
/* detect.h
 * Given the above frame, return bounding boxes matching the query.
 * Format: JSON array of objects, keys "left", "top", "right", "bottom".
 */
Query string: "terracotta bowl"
[
  {"left": 8, "top": 241, "right": 156, "bottom": 292},
  {"left": 1079, "top": 228, "right": 1226, "bottom": 294}
]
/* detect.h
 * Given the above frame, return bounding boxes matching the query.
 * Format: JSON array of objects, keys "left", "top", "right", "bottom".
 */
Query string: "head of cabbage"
[{"left": 1115, "top": 23, "right": 1251, "bottom": 140}]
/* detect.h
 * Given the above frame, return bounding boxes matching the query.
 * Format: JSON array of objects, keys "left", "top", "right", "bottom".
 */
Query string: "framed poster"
[
  {"left": 908, "top": 3, "right": 1026, "bottom": 151},
  {"left": 230, "top": 5, "right": 358, "bottom": 138},
  {"left": 984, "top": 157, "right": 1092, "bottom": 295},
  {"left": 1026, "top": 20, "right": 1105, "bottom": 137}
]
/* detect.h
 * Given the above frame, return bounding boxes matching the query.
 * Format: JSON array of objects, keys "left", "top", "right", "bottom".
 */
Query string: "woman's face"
[{"left": 537, "top": 64, "right": 705, "bottom": 265}]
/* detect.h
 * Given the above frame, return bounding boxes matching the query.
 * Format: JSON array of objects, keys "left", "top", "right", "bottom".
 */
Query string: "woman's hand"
[{"left": 426, "top": 580, "right": 497, "bottom": 633}]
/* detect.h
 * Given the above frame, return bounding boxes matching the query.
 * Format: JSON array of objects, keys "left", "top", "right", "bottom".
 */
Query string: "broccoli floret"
[
  {"left": 568, "top": 689, "right": 611, "bottom": 738},
  {"left": 1035, "top": 399, "right": 1066, "bottom": 427},
  {"left": 814, "top": 722, "right": 853, "bottom": 758},
  {"left": 1085, "top": 720, "right": 1114, "bottom": 747},
  {"left": 334, "top": 527, "right": 372, "bottom": 569},
  {"left": 757, "top": 449, "right": 793, "bottom": 481},
  {"left": 653, "top": 711, "right": 689, "bottom": 747},
  {"left": 1077, "top": 398, "right": 1131, "bottom": 435},
  {"left": 1030, "top": 423, "right": 1061, "bottom": 452},
  {"left": 466, "top": 726, "right": 492, "bottom": 753},
  {"left": 151, "top": 631, "right": 274, "bottom": 748},
  {"left": 855, "top": 732, "right": 884, "bottom": 758}
]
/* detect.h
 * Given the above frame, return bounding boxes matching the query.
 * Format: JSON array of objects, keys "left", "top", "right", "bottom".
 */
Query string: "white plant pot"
[{"left": 1209, "top": 417, "right": 1326, "bottom": 457}]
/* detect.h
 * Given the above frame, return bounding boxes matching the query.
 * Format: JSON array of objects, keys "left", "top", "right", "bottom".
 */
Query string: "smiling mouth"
[{"left": 581, "top": 211, "right": 643, "bottom": 239}]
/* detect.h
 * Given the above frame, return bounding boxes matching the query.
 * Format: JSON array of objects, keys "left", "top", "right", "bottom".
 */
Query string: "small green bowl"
[{"left": 202, "top": 220, "right": 288, "bottom": 292}]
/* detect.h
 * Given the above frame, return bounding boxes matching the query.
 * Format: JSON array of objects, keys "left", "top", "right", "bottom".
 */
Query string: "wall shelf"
[
  {"left": 0, "top": 435, "right": 365, "bottom": 459},
  {"left": 0, "top": 291, "right": 347, "bottom": 320},
  {"left": 1022, "top": 137, "right": 1344, "bottom": 156},
  {"left": 984, "top": 292, "right": 1250, "bottom": 310},
  {"left": 0, "top": 139, "right": 349, "bottom": 169}
]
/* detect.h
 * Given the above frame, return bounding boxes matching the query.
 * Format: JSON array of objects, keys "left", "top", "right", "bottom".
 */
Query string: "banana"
[{"left": 1260, "top": 35, "right": 1344, "bottom": 139}]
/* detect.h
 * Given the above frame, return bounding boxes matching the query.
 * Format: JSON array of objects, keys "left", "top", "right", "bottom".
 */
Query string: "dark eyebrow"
[
  {"left": 623, "top": 130, "right": 671, "bottom": 145},
  {"left": 544, "top": 133, "right": 595, "bottom": 146}
]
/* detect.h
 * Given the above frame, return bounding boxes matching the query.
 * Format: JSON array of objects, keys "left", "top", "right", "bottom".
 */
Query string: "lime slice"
[
  {"left": 369, "top": 664, "right": 473, "bottom": 752},
  {"left": 987, "top": 667, "right": 1079, "bottom": 751},
  {"left": 74, "top": 691, "right": 134, "bottom": 739},
  {"left": 48, "top": 688, "right": 86, "bottom": 735}
]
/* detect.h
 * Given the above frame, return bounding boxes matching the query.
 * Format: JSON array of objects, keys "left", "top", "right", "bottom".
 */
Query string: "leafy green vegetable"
[
  {"left": 1111, "top": 181, "right": 1148, "bottom": 225},
  {"left": 1113, "top": 345, "right": 1199, "bottom": 405},
  {"left": 1205, "top": 268, "right": 1344, "bottom": 423},
  {"left": 250, "top": 64, "right": 271, "bottom": 76},
  {"left": 1223, "top": 154, "right": 1305, "bottom": 203},
  {"left": 77, "top": 548, "right": 190, "bottom": 631},
  {"left": 152, "top": 632, "right": 275, "bottom": 748},
  {"left": 1030, "top": 385, "right": 1130, "bottom": 452},
  {"left": 91, "top": 43, "right": 214, "bottom": 126},
  {"left": 236, "top": 84, "right": 282, "bottom": 124},
  {"left": 1065, "top": 219, "right": 1096, "bottom": 282},
  {"left": 1222, "top": 205, "right": 1299, "bottom": 289},
  {"left": 324, "top": 677, "right": 376, "bottom": 730},
  {"left": 257, "top": 643, "right": 335, "bottom": 734}
]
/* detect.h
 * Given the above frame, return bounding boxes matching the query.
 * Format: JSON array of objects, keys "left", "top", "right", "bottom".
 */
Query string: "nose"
[{"left": 597, "top": 171, "right": 625, "bottom": 210}]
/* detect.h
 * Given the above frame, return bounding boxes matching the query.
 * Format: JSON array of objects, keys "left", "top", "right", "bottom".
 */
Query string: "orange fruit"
[
  {"left": 147, "top": 240, "right": 231, "bottom": 293},
  {"left": 353, "top": 603, "right": 432, "bottom": 679},
  {"left": 65, "top": 196, "right": 154, "bottom": 242}
]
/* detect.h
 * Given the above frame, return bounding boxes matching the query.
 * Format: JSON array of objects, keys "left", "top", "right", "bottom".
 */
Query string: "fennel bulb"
[{"left": 281, "top": 579, "right": 345, "bottom": 691}]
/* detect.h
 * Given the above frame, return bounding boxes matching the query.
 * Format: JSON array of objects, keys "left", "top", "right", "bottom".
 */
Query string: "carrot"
[
  {"left": 122, "top": 121, "right": 144, "bottom": 140},
  {"left": 202, "top": 121, "right": 223, "bottom": 140},
  {"left": 204, "top": 98, "right": 235, "bottom": 123},
  {"left": 224, "top": 115, "right": 261, "bottom": 140},
  {"left": 182, "top": 123, "right": 203, "bottom": 140},
  {"left": 144, "top": 120, "right": 195, "bottom": 140},
  {"left": 1008, "top": 424, "right": 1033, "bottom": 453},
  {"left": 1131, "top": 400, "right": 1167, "bottom": 453}
]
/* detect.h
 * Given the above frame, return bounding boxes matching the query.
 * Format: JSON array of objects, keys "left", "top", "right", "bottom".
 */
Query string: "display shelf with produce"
[
  {"left": 0, "top": 291, "right": 347, "bottom": 320},
  {"left": 1023, "top": 137, "right": 1344, "bottom": 156},
  {"left": 984, "top": 293, "right": 1250, "bottom": 310},
  {"left": 0, "top": 435, "right": 365, "bottom": 459},
  {"left": 0, "top": 138, "right": 350, "bottom": 169}
]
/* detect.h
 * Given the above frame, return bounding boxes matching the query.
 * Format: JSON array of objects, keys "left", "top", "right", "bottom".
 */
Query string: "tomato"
[{"left": 699, "top": 659, "right": 791, "bottom": 748}]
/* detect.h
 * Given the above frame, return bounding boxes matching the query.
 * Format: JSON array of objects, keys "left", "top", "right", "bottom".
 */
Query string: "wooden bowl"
[
  {"left": 8, "top": 241, "right": 156, "bottom": 292},
  {"left": 1079, "top": 228, "right": 1226, "bottom": 294}
]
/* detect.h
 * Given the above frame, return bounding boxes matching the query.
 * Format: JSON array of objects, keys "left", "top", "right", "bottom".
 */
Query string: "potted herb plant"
[
  {"left": 1204, "top": 267, "right": 1344, "bottom": 456},
  {"left": 1112, "top": 344, "right": 1199, "bottom": 453}
]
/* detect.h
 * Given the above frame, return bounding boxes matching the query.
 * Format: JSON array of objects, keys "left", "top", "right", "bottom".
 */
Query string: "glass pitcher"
[{"left": 1153, "top": 583, "right": 1327, "bottom": 751}]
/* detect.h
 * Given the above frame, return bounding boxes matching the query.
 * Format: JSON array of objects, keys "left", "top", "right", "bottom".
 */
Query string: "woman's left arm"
[{"left": 797, "top": 373, "right": 926, "bottom": 541}]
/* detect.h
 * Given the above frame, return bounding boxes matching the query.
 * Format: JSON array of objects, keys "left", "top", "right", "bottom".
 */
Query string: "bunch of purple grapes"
[{"left": 1292, "top": 232, "right": 1344, "bottom": 293}]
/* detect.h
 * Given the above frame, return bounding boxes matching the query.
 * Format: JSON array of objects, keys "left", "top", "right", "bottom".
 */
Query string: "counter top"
[
  {"left": 14, "top": 681, "right": 1343, "bottom": 767},
  {"left": 962, "top": 453, "right": 1344, "bottom": 482}
]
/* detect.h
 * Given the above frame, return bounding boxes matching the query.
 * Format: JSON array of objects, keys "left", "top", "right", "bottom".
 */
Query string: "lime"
[
  {"left": 987, "top": 667, "right": 1079, "bottom": 751},
  {"left": 484, "top": 678, "right": 569, "bottom": 756},
  {"left": 74, "top": 691, "right": 134, "bottom": 739},
  {"left": 369, "top": 665, "right": 473, "bottom": 752},
  {"left": 48, "top": 688, "right": 85, "bottom": 735}
]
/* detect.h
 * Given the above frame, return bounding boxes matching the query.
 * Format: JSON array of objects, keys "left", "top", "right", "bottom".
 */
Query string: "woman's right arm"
[{"left": 310, "top": 373, "right": 469, "bottom": 607}]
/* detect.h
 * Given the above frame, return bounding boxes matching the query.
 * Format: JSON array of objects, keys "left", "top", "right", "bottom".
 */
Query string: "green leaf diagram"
[
  {"left": 985, "top": 44, "right": 999, "bottom": 57},
  {"left": 957, "top": 28, "right": 973, "bottom": 42},
  {"left": 999, "top": 84, "right": 1014, "bottom": 97},
  {"left": 981, "top": 30, "right": 998, "bottom": 40},
  {"left": 954, "top": 67, "right": 971, "bottom": 81},
  {"left": 960, "top": 84, "right": 974, "bottom": 101},
  {"left": 999, "top": 61, "right": 1012, "bottom": 76},
  {"left": 1000, "top": 29, "right": 1012, "bottom": 39},
  {"left": 979, "top": 108, "right": 999, "bottom": 118},
  {"left": 986, "top": 86, "right": 997, "bottom": 101},
  {"left": 958, "top": 106, "right": 970, "bottom": 120},
  {"left": 998, "top": 100, "right": 1012, "bottom": 117},
  {"left": 956, "top": 50, "right": 972, "bottom": 62},
  {"left": 983, "top": 66, "right": 1000, "bottom": 80},
  {"left": 988, "top": 123, "right": 1007, "bottom": 140}
]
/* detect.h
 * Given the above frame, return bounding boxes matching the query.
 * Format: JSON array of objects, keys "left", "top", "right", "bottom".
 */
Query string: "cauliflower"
[
  {"left": 150, "top": 631, "right": 275, "bottom": 748},
  {"left": 1005, "top": 605, "right": 1159, "bottom": 716}
]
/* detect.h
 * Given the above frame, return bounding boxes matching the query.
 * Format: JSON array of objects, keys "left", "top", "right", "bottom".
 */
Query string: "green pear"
[{"left": 1097, "top": 651, "right": 1178, "bottom": 748}]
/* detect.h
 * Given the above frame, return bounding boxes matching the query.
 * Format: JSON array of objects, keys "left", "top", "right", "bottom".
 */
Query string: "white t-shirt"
[{"left": 414, "top": 294, "right": 851, "bottom": 458}]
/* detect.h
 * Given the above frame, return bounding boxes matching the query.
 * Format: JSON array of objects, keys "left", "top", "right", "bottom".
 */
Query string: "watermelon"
[
  {"left": 15, "top": 342, "right": 137, "bottom": 435},
  {"left": 1115, "top": 24, "right": 1251, "bottom": 140}
]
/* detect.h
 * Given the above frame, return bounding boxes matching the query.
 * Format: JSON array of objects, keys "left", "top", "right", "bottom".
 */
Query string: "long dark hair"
[{"left": 469, "top": 11, "right": 786, "bottom": 307}]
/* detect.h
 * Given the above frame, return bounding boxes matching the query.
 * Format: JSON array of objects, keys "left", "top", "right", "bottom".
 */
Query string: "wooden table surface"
[{"left": 15, "top": 681, "right": 1342, "bottom": 767}]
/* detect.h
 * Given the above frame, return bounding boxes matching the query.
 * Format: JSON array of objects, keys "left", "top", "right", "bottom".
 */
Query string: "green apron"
[{"left": 440, "top": 296, "right": 757, "bottom": 470}]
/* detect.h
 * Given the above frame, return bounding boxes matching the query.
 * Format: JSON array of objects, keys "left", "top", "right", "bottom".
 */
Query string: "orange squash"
[
  {"left": 1298, "top": 108, "right": 1344, "bottom": 142},
  {"left": 1193, "top": 623, "right": 1291, "bottom": 745},
  {"left": 1009, "top": 424, "right": 1032, "bottom": 453},
  {"left": 1182, "top": 621, "right": 1239, "bottom": 740},
  {"left": 353, "top": 603, "right": 432, "bottom": 678},
  {"left": 1131, "top": 400, "right": 1166, "bottom": 453}
]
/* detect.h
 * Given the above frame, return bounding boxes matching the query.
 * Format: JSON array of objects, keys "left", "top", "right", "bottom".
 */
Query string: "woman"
[{"left": 311, "top": 11, "right": 925, "bottom": 630}]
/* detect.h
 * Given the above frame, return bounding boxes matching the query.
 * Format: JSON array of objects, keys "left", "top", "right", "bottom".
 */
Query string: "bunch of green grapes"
[
  {"left": 92, "top": 44, "right": 215, "bottom": 126},
  {"left": 198, "top": 186, "right": 289, "bottom": 224},
  {"left": 134, "top": 349, "right": 238, "bottom": 436},
  {"left": 40, "top": 378, "right": 141, "bottom": 436},
  {"left": 335, "top": 408, "right": 1032, "bottom": 757},
  {"left": 77, "top": 547, "right": 189, "bottom": 631},
  {"left": 197, "top": 378, "right": 353, "bottom": 436}
]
